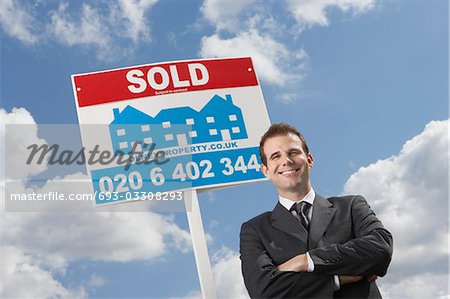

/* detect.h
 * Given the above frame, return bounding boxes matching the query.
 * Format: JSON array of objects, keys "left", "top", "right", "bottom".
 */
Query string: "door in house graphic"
[
  {"left": 177, "top": 134, "right": 188, "bottom": 146},
  {"left": 220, "top": 129, "right": 231, "bottom": 141}
]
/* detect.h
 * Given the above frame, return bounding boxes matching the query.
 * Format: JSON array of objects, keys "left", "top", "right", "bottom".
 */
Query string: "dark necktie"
[{"left": 290, "top": 201, "right": 311, "bottom": 230}]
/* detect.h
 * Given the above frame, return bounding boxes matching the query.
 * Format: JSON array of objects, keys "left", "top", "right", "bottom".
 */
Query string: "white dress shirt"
[{"left": 278, "top": 188, "right": 341, "bottom": 290}]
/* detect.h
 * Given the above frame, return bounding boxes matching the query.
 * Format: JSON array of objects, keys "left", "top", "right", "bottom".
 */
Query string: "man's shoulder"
[
  {"left": 324, "top": 194, "right": 364, "bottom": 202},
  {"left": 244, "top": 211, "right": 272, "bottom": 225},
  {"left": 241, "top": 211, "right": 272, "bottom": 231},
  {"left": 323, "top": 194, "right": 368, "bottom": 208}
]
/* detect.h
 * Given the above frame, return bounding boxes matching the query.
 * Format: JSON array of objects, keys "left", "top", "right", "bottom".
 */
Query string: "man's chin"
[
  {"left": 280, "top": 177, "right": 302, "bottom": 186},
  {"left": 278, "top": 183, "right": 302, "bottom": 193}
]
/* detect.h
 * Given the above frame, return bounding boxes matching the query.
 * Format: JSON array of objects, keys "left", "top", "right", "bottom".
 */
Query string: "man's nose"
[{"left": 283, "top": 156, "right": 293, "bottom": 164}]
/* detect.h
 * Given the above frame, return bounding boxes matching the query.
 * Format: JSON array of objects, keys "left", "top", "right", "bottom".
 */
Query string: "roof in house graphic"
[{"left": 109, "top": 94, "right": 248, "bottom": 152}]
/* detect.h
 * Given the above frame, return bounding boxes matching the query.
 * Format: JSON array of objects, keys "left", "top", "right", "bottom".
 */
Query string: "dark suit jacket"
[{"left": 240, "top": 194, "right": 393, "bottom": 298}]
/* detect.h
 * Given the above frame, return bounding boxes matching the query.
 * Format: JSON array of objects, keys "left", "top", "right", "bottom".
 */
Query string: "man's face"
[{"left": 261, "top": 133, "right": 313, "bottom": 198}]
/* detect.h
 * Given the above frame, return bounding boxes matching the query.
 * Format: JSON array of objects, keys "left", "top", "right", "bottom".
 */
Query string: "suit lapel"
[
  {"left": 271, "top": 202, "right": 308, "bottom": 242},
  {"left": 308, "top": 194, "right": 336, "bottom": 249}
]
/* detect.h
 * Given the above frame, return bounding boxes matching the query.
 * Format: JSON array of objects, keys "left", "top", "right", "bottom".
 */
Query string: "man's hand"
[
  {"left": 339, "top": 275, "right": 363, "bottom": 285},
  {"left": 277, "top": 254, "right": 308, "bottom": 272}
]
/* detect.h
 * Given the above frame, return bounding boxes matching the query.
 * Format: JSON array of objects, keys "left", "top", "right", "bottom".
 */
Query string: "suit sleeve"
[
  {"left": 309, "top": 196, "right": 393, "bottom": 276},
  {"left": 240, "top": 221, "right": 334, "bottom": 298}
]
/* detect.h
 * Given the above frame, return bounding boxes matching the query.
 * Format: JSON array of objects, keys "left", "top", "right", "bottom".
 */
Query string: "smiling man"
[{"left": 240, "top": 123, "right": 393, "bottom": 298}]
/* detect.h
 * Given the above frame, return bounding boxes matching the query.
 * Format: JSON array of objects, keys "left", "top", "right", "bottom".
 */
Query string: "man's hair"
[{"left": 259, "top": 123, "right": 309, "bottom": 166}]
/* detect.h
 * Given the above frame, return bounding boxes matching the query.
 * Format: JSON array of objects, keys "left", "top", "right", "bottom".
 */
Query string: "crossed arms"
[{"left": 240, "top": 196, "right": 393, "bottom": 298}]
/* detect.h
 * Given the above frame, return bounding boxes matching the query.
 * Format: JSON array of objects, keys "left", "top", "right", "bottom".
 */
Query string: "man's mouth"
[{"left": 279, "top": 168, "right": 300, "bottom": 176}]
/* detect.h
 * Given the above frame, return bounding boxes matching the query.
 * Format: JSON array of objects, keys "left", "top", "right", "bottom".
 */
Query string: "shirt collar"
[{"left": 279, "top": 188, "right": 315, "bottom": 211}]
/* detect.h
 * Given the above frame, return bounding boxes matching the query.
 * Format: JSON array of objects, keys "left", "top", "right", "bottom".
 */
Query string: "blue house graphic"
[{"left": 109, "top": 94, "right": 248, "bottom": 152}]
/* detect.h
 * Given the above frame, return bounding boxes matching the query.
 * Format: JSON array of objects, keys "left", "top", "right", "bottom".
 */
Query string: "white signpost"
[{"left": 72, "top": 57, "right": 271, "bottom": 298}]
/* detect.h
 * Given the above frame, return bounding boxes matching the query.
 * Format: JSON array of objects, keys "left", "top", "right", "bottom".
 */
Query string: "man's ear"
[
  {"left": 307, "top": 153, "right": 314, "bottom": 169},
  {"left": 261, "top": 163, "right": 270, "bottom": 178}
]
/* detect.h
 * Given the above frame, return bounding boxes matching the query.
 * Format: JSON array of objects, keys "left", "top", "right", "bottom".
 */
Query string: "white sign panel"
[{"left": 72, "top": 57, "right": 270, "bottom": 206}]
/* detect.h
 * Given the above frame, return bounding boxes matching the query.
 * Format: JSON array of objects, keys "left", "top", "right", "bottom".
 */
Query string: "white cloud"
[
  {"left": 182, "top": 247, "right": 248, "bottom": 299},
  {"left": 1, "top": 1, "right": 157, "bottom": 60},
  {"left": 0, "top": 0, "right": 39, "bottom": 44},
  {"left": 181, "top": 290, "right": 202, "bottom": 299},
  {"left": 3, "top": 186, "right": 191, "bottom": 266},
  {"left": 211, "top": 247, "right": 249, "bottom": 298},
  {"left": 48, "top": 3, "right": 110, "bottom": 51},
  {"left": 0, "top": 246, "right": 86, "bottom": 298},
  {"left": 87, "top": 273, "right": 107, "bottom": 288},
  {"left": 343, "top": 119, "right": 449, "bottom": 299},
  {"left": 200, "top": 0, "right": 255, "bottom": 32},
  {"left": 115, "top": 0, "right": 158, "bottom": 43},
  {"left": 3, "top": 174, "right": 192, "bottom": 270},
  {"left": 287, "top": 0, "right": 376, "bottom": 27},
  {"left": 198, "top": 0, "right": 377, "bottom": 96},
  {"left": 0, "top": 108, "right": 48, "bottom": 179},
  {"left": 199, "top": 1, "right": 306, "bottom": 89},
  {"left": 200, "top": 30, "right": 307, "bottom": 86},
  {"left": 47, "top": 1, "right": 157, "bottom": 56},
  {"left": 379, "top": 273, "right": 450, "bottom": 299}
]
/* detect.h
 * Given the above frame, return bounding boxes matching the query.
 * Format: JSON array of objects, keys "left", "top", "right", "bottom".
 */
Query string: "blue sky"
[{"left": 1, "top": 0, "right": 448, "bottom": 298}]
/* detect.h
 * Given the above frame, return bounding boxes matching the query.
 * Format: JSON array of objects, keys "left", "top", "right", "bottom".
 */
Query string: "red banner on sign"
[{"left": 73, "top": 57, "right": 258, "bottom": 107}]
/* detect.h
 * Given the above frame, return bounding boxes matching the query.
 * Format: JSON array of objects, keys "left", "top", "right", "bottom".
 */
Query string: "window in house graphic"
[{"left": 108, "top": 94, "right": 248, "bottom": 154}]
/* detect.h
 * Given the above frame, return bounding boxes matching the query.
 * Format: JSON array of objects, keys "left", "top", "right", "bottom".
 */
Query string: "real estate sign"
[{"left": 72, "top": 57, "right": 270, "bottom": 206}]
